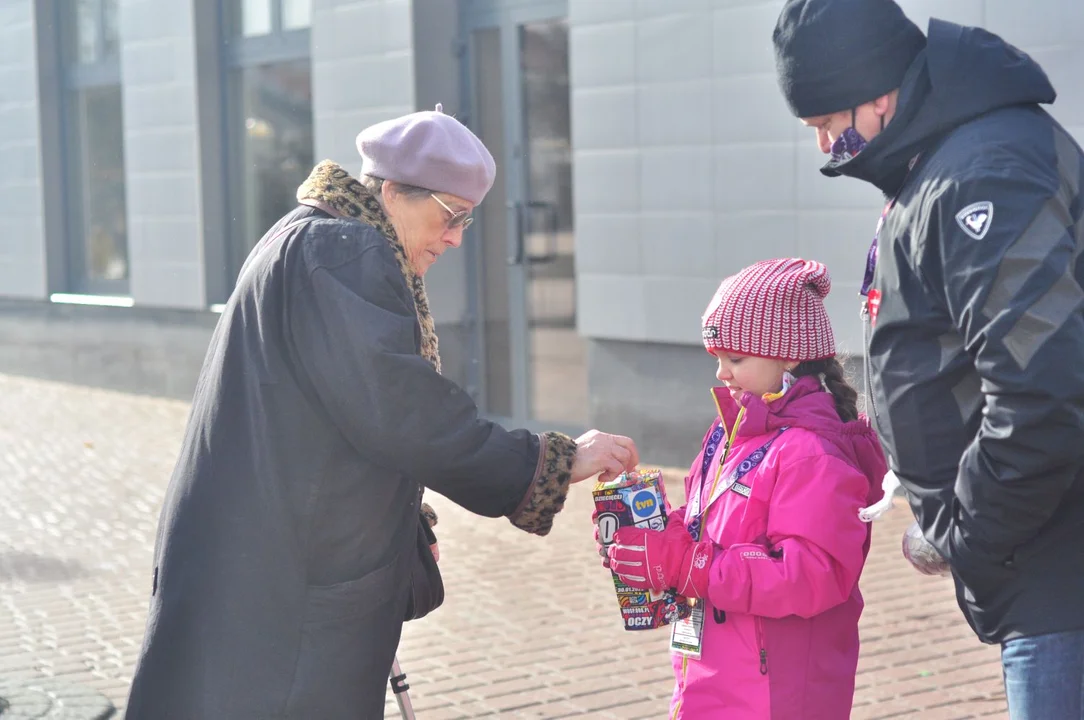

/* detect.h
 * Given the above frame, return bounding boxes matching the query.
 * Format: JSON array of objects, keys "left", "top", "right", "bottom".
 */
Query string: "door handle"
[
  {"left": 507, "top": 201, "right": 560, "bottom": 265},
  {"left": 507, "top": 201, "right": 525, "bottom": 266},
  {"left": 524, "top": 201, "right": 558, "bottom": 265}
]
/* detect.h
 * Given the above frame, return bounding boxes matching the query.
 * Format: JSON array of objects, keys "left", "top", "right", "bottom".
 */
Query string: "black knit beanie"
[{"left": 773, "top": 0, "right": 926, "bottom": 118}]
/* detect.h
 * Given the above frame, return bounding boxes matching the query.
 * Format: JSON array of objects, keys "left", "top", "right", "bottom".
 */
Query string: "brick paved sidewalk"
[{"left": 0, "top": 374, "right": 1007, "bottom": 718}]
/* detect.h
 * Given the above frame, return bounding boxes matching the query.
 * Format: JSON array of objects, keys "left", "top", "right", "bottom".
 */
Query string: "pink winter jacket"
[{"left": 669, "top": 376, "right": 887, "bottom": 720}]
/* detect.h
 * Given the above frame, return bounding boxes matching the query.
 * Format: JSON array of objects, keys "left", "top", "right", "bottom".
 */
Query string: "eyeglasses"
[{"left": 431, "top": 194, "right": 473, "bottom": 230}]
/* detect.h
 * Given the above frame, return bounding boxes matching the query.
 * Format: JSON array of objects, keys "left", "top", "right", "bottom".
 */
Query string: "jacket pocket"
[
  {"left": 1008, "top": 511, "right": 1084, "bottom": 569},
  {"left": 286, "top": 556, "right": 408, "bottom": 718},
  {"left": 303, "top": 553, "right": 402, "bottom": 625}
]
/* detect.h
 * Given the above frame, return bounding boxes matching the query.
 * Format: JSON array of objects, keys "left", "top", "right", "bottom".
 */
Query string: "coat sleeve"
[
  {"left": 287, "top": 238, "right": 576, "bottom": 535},
  {"left": 706, "top": 453, "right": 871, "bottom": 619},
  {"left": 930, "top": 163, "right": 1084, "bottom": 580}
]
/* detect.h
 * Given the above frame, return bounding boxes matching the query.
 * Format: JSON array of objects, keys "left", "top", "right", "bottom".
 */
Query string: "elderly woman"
[{"left": 124, "top": 106, "right": 638, "bottom": 719}]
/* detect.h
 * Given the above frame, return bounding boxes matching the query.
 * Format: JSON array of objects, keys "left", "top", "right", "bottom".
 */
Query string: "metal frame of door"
[{"left": 458, "top": 0, "right": 578, "bottom": 436}]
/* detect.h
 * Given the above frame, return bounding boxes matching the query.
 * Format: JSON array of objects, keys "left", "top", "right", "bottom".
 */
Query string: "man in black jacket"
[{"left": 772, "top": 1, "right": 1084, "bottom": 716}]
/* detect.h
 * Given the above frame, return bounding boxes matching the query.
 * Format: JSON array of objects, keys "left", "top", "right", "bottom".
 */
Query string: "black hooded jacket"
[{"left": 831, "top": 19, "right": 1084, "bottom": 644}]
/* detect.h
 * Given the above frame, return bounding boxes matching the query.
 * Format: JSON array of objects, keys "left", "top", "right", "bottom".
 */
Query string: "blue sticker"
[{"left": 631, "top": 490, "right": 657, "bottom": 518}]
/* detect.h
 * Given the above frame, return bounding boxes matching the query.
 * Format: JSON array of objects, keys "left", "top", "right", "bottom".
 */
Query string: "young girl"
[{"left": 601, "top": 258, "right": 886, "bottom": 719}]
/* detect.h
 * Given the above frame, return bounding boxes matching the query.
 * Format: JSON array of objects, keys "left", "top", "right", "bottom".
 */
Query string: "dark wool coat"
[{"left": 124, "top": 161, "right": 577, "bottom": 719}]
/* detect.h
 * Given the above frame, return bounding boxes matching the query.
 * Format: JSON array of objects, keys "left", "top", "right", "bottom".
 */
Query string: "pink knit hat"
[{"left": 702, "top": 258, "right": 835, "bottom": 361}]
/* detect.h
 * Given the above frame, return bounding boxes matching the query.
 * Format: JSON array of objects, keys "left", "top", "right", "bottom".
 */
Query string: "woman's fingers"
[
  {"left": 570, "top": 431, "right": 642, "bottom": 483},
  {"left": 615, "top": 435, "right": 640, "bottom": 469},
  {"left": 610, "top": 442, "right": 632, "bottom": 468}
]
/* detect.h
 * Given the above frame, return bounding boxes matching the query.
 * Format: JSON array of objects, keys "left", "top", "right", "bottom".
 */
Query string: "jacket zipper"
[
  {"left": 708, "top": 392, "right": 745, "bottom": 494},
  {"left": 713, "top": 394, "right": 768, "bottom": 676},
  {"left": 755, "top": 617, "right": 768, "bottom": 676},
  {"left": 670, "top": 396, "right": 744, "bottom": 720},
  {"left": 670, "top": 655, "right": 688, "bottom": 720},
  {"left": 861, "top": 153, "right": 922, "bottom": 428},
  {"left": 667, "top": 396, "right": 754, "bottom": 715}
]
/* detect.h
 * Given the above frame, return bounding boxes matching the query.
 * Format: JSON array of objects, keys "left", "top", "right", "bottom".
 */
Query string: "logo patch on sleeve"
[{"left": 955, "top": 201, "right": 994, "bottom": 240}]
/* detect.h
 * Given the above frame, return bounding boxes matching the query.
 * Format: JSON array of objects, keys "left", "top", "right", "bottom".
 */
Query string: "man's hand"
[
  {"left": 902, "top": 521, "right": 951, "bottom": 576},
  {"left": 570, "top": 430, "right": 639, "bottom": 484}
]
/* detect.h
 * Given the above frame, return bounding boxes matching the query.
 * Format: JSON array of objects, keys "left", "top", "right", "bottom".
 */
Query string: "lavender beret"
[{"left": 356, "top": 104, "right": 497, "bottom": 206}]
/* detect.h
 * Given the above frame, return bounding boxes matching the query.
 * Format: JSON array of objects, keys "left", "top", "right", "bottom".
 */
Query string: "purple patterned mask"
[{"left": 829, "top": 126, "right": 868, "bottom": 164}]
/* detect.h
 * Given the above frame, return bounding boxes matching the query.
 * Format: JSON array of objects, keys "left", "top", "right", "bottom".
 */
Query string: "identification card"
[{"left": 669, "top": 602, "right": 704, "bottom": 659}]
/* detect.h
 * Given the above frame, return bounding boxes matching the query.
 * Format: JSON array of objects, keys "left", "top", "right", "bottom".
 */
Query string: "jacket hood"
[
  {"left": 713, "top": 376, "right": 888, "bottom": 506},
  {"left": 823, "top": 18, "right": 1057, "bottom": 195}
]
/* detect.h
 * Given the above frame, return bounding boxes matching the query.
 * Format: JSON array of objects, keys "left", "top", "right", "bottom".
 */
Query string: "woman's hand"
[
  {"left": 571, "top": 430, "right": 640, "bottom": 484},
  {"left": 421, "top": 503, "right": 439, "bottom": 562}
]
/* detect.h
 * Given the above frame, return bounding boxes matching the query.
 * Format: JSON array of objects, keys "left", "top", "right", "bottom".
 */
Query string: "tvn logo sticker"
[{"left": 631, "top": 490, "right": 658, "bottom": 518}]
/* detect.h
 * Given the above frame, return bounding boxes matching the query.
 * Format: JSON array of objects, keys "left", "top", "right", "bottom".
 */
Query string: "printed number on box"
[{"left": 597, "top": 512, "right": 620, "bottom": 545}]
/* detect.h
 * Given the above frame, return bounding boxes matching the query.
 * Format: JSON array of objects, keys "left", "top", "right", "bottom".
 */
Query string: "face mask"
[
  {"left": 829, "top": 126, "right": 869, "bottom": 164},
  {"left": 828, "top": 107, "right": 886, "bottom": 165}
]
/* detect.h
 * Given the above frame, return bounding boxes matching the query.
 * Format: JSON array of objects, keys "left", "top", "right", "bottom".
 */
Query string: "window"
[
  {"left": 222, "top": 0, "right": 314, "bottom": 285},
  {"left": 60, "top": 0, "right": 130, "bottom": 294}
]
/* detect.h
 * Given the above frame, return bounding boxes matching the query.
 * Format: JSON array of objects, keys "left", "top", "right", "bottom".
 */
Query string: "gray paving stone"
[{"left": 0, "top": 676, "right": 114, "bottom": 719}]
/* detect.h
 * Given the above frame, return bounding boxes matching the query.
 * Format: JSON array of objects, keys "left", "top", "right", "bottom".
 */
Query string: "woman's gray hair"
[{"left": 361, "top": 174, "right": 431, "bottom": 201}]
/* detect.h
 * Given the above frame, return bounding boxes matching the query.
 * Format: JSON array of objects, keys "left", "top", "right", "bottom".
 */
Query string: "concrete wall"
[
  {"left": 568, "top": 0, "right": 878, "bottom": 463},
  {"left": 0, "top": 297, "right": 216, "bottom": 399},
  {"left": 570, "top": 0, "right": 1084, "bottom": 464},
  {"left": 981, "top": 0, "right": 1084, "bottom": 138},
  {"left": 120, "top": 0, "right": 206, "bottom": 308},
  {"left": 569, "top": 0, "right": 1084, "bottom": 351},
  {"left": 0, "top": 1, "right": 48, "bottom": 300},
  {"left": 311, "top": 0, "right": 416, "bottom": 169}
]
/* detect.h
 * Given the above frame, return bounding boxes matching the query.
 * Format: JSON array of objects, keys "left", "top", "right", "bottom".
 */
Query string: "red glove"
[{"left": 607, "top": 522, "right": 713, "bottom": 598}]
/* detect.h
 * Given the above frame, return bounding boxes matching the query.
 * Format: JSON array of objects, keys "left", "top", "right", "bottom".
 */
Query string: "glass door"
[{"left": 461, "top": 0, "right": 587, "bottom": 433}]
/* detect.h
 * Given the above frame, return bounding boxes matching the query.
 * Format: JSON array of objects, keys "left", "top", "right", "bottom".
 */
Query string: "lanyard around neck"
[
  {"left": 860, "top": 152, "right": 923, "bottom": 298},
  {"left": 686, "top": 405, "right": 787, "bottom": 542}
]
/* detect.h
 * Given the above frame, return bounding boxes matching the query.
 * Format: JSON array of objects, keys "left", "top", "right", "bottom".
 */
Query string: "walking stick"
[{"left": 389, "top": 655, "right": 415, "bottom": 720}]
